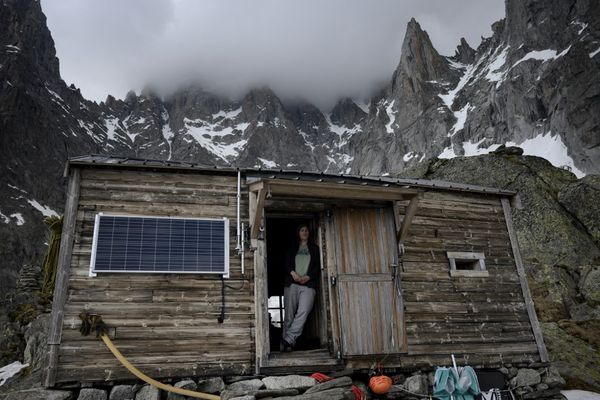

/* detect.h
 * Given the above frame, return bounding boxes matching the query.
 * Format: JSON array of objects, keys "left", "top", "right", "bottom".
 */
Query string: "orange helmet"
[{"left": 369, "top": 375, "right": 392, "bottom": 395}]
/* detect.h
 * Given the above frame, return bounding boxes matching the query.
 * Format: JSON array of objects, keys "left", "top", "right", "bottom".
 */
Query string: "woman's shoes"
[{"left": 280, "top": 339, "right": 293, "bottom": 352}]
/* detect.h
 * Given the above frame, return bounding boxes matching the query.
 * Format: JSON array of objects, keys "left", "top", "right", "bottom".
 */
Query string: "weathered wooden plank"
[
  {"left": 251, "top": 186, "right": 266, "bottom": 239},
  {"left": 407, "top": 333, "right": 535, "bottom": 346},
  {"left": 404, "top": 301, "right": 527, "bottom": 314},
  {"left": 346, "top": 350, "right": 539, "bottom": 370},
  {"left": 407, "top": 341, "right": 538, "bottom": 355},
  {"left": 45, "top": 168, "right": 81, "bottom": 388},
  {"left": 56, "top": 360, "right": 253, "bottom": 384},
  {"left": 397, "top": 194, "right": 420, "bottom": 242},
  {"left": 82, "top": 169, "right": 238, "bottom": 186},
  {"left": 250, "top": 179, "right": 418, "bottom": 201},
  {"left": 253, "top": 239, "right": 269, "bottom": 372},
  {"left": 405, "top": 312, "right": 531, "bottom": 323},
  {"left": 80, "top": 188, "right": 230, "bottom": 206},
  {"left": 501, "top": 198, "right": 549, "bottom": 362}
]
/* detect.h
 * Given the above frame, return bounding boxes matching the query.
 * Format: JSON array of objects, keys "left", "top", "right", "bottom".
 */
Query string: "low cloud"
[{"left": 42, "top": 0, "right": 504, "bottom": 109}]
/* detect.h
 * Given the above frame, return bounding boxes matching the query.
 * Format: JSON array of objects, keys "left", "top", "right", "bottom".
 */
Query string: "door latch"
[
  {"left": 390, "top": 263, "right": 398, "bottom": 280},
  {"left": 330, "top": 276, "right": 337, "bottom": 286}
]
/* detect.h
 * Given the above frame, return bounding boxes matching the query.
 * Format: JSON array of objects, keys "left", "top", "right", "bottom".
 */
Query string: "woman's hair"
[{"left": 296, "top": 224, "right": 310, "bottom": 241}]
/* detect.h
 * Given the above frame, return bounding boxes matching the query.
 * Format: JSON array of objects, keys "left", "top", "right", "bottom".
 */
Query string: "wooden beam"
[
  {"left": 501, "top": 197, "right": 549, "bottom": 362},
  {"left": 45, "top": 168, "right": 81, "bottom": 387},
  {"left": 249, "top": 179, "right": 418, "bottom": 201},
  {"left": 250, "top": 187, "right": 266, "bottom": 239},
  {"left": 397, "top": 193, "right": 420, "bottom": 241},
  {"left": 253, "top": 239, "right": 269, "bottom": 372}
]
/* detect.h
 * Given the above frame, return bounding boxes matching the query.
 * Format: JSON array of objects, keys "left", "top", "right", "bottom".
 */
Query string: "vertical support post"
[
  {"left": 45, "top": 168, "right": 81, "bottom": 387},
  {"left": 253, "top": 239, "right": 269, "bottom": 372},
  {"left": 501, "top": 197, "right": 549, "bottom": 362}
]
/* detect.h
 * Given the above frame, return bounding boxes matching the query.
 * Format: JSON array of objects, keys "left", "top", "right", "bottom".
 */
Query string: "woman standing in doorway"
[{"left": 281, "top": 224, "right": 320, "bottom": 352}]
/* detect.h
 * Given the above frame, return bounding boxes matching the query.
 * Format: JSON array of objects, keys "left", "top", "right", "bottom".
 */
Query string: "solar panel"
[{"left": 90, "top": 213, "right": 229, "bottom": 276}]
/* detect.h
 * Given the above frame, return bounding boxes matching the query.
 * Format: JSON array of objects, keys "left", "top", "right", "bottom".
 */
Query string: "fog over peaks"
[{"left": 42, "top": 0, "right": 504, "bottom": 109}]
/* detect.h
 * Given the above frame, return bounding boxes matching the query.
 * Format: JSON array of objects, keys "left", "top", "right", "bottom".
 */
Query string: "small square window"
[{"left": 447, "top": 252, "right": 489, "bottom": 277}]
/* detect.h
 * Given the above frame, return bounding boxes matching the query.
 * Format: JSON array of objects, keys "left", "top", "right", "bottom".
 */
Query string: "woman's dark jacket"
[{"left": 283, "top": 241, "right": 321, "bottom": 289}]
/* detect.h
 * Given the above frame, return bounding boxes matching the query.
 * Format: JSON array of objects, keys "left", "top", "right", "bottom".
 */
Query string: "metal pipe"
[
  {"left": 241, "top": 222, "right": 245, "bottom": 275},
  {"left": 236, "top": 170, "right": 241, "bottom": 252}
]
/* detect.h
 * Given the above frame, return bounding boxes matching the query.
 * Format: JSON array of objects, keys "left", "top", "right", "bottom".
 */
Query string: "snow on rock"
[
  {"left": 184, "top": 117, "right": 250, "bottom": 161},
  {"left": 403, "top": 152, "right": 418, "bottom": 162},
  {"left": 512, "top": 46, "right": 571, "bottom": 68},
  {"left": 299, "top": 131, "right": 316, "bottom": 151},
  {"left": 438, "top": 145, "right": 457, "bottom": 159},
  {"left": 438, "top": 133, "right": 584, "bottom": 178},
  {"left": 0, "top": 361, "right": 29, "bottom": 386},
  {"left": 26, "top": 199, "right": 59, "bottom": 217},
  {"left": 562, "top": 390, "right": 600, "bottom": 400},
  {"left": 385, "top": 100, "right": 396, "bottom": 133},
  {"left": 257, "top": 158, "right": 277, "bottom": 168},
  {"left": 484, "top": 45, "right": 510, "bottom": 84},
  {"left": 326, "top": 116, "right": 361, "bottom": 148},
  {"left": 212, "top": 107, "right": 242, "bottom": 120},
  {"left": 161, "top": 108, "right": 174, "bottom": 160},
  {"left": 571, "top": 21, "right": 589, "bottom": 35},
  {"left": 4, "top": 45, "right": 20, "bottom": 54},
  {"left": 0, "top": 210, "right": 9, "bottom": 224},
  {"left": 448, "top": 103, "right": 473, "bottom": 137},
  {"left": 104, "top": 117, "right": 121, "bottom": 141},
  {"left": 506, "top": 132, "right": 585, "bottom": 178},
  {"left": 463, "top": 138, "right": 500, "bottom": 156},
  {"left": 11, "top": 213, "right": 25, "bottom": 225}
]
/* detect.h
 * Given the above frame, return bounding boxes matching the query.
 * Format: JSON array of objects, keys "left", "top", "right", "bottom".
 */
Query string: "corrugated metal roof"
[{"left": 66, "top": 154, "right": 517, "bottom": 196}]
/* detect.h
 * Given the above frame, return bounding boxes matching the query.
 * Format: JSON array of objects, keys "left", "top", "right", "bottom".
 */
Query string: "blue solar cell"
[{"left": 91, "top": 214, "right": 228, "bottom": 274}]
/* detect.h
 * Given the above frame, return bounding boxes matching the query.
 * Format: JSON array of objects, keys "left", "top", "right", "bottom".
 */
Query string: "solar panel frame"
[{"left": 89, "top": 213, "right": 230, "bottom": 277}]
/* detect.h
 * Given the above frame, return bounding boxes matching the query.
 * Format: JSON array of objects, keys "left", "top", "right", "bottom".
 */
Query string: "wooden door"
[{"left": 332, "top": 207, "right": 406, "bottom": 356}]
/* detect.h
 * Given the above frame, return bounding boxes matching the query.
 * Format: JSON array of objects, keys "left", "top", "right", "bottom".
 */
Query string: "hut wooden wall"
[
  {"left": 376, "top": 190, "right": 540, "bottom": 368},
  {"left": 55, "top": 168, "right": 254, "bottom": 383}
]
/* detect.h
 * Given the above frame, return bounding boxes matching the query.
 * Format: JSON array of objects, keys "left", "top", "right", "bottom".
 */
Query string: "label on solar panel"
[{"left": 90, "top": 213, "right": 229, "bottom": 276}]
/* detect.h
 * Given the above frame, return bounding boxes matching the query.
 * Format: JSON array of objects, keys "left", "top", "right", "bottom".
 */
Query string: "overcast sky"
[{"left": 41, "top": 0, "right": 504, "bottom": 109}]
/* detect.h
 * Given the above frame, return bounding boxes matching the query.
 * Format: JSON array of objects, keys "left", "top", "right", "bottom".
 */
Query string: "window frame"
[
  {"left": 446, "top": 251, "right": 488, "bottom": 277},
  {"left": 89, "top": 212, "right": 230, "bottom": 277}
]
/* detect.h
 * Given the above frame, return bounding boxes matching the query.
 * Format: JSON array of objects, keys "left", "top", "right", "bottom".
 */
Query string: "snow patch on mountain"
[
  {"left": 104, "top": 117, "right": 121, "bottom": 141},
  {"left": 299, "top": 131, "right": 316, "bottom": 151},
  {"left": 26, "top": 199, "right": 59, "bottom": 217},
  {"left": 485, "top": 45, "right": 510, "bottom": 87},
  {"left": 438, "top": 133, "right": 584, "bottom": 178},
  {"left": 513, "top": 46, "right": 572, "bottom": 68},
  {"left": 257, "top": 158, "right": 277, "bottom": 168},
  {"left": 184, "top": 117, "right": 250, "bottom": 161},
  {"left": 385, "top": 100, "right": 396, "bottom": 133},
  {"left": 326, "top": 116, "right": 361, "bottom": 148},
  {"left": 449, "top": 103, "right": 473, "bottom": 137},
  {"left": 213, "top": 107, "right": 242, "bottom": 120},
  {"left": 506, "top": 132, "right": 584, "bottom": 178},
  {"left": 0, "top": 209, "right": 25, "bottom": 226},
  {"left": 0, "top": 361, "right": 29, "bottom": 386}
]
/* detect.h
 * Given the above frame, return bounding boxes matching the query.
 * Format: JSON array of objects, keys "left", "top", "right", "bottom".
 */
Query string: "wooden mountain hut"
[{"left": 44, "top": 155, "right": 548, "bottom": 387}]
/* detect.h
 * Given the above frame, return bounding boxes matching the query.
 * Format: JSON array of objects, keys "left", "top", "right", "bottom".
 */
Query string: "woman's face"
[{"left": 298, "top": 226, "right": 309, "bottom": 241}]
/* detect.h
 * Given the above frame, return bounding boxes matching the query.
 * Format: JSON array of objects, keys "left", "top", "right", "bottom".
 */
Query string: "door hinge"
[{"left": 330, "top": 276, "right": 337, "bottom": 286}]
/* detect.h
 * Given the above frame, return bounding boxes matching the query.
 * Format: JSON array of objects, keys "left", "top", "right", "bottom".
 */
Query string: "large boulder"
[
  {"left": 542, "top": 322, "right": 600, "bottom": 391},
  {"left": 262, "top": 375, "right": 316, "bottom": 391}
]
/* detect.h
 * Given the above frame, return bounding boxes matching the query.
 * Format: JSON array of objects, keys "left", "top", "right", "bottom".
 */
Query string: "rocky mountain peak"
[
  {"left": 396, "top": 18, "right": 451, "bottom": 85},
  {"left": 453, "top": 38, "right": 476, "bottom": 65},
  {"left": 0, "top": 0, "right": 60, "bottom": 82},
  {"left": 330, "top": 98, "right": 366, "bottom": 127}
]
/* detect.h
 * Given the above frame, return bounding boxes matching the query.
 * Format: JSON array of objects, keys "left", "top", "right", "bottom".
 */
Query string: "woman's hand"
[
  {"left": 291, "top": 271, "right": 301, "bottom": 282},
  {"left": 299, "top": 276, "right": 310, "bottom": 285}
]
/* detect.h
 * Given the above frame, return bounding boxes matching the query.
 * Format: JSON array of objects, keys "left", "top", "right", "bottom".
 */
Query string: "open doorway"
[{"left": 266, "top": 215, "right": 325, "bottom": 353}]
